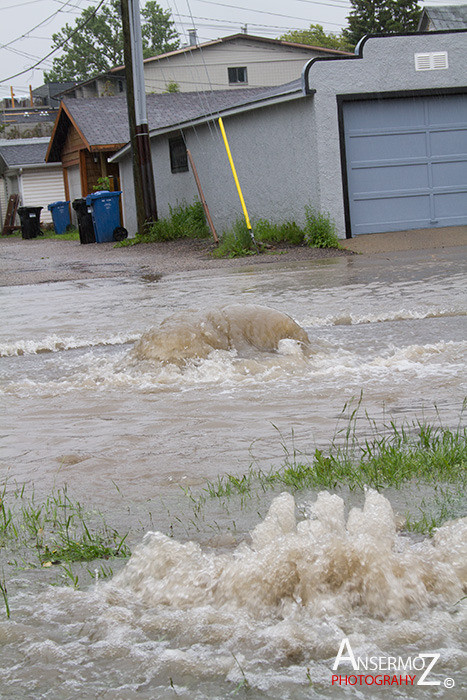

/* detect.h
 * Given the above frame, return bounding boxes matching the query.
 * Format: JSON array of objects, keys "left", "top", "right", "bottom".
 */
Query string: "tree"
[
  {"left": 141, "top": 1, "right": 179, "bottom": 59},
  {"left": 281, "top": 24, "right": 354, "bottom": 52},
  {"left": 44, "top": 0, "right": 180, "bottom": 83},
  {"left": 343, "top": 0, "right": 422, "bottom": 47}
]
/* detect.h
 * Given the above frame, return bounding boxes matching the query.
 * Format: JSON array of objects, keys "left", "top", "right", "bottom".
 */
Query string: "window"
[
  {"left": 228, "top": 67, "right": 247, "bottom": 84},
  {"left": 169, "top": 137, "right": 188, "bottom": 173}
]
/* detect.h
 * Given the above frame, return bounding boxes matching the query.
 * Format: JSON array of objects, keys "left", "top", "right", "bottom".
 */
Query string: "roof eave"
[{"left": 109, "top": 87, "right": 308, "bottom": 163}]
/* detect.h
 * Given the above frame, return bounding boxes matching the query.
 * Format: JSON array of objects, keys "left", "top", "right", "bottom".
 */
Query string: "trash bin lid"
[
  {"left": 18, "top": 206, "right": 43, "bottom": 213},
  {"left": 47, "top": 200, "right": 70, "bottom": 210},
  {"left": 86, "top": 190, "right": 122, "bottom": 204}
]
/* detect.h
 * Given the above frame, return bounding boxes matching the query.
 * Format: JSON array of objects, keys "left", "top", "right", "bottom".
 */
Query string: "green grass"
[
  {"left": 0, "top": 483, "right": 129, "bottom": 566},
  {"left": 203, "top": 418, "right": 466, "bottom": 497},
  {"left": 212, "top": 219, "right": 257, "bottom": 258},
  {"left": 115, "top": 199, "right": 210, "bottom": 246},
  {"left": 304, "top": 205, "right": 341, "bottom": 248},
  {"left": 1, "top": 228, "right": 80, "bottom": 241},
  {"left": 192, "top": 401, "right": 466, "bottom": 533},
  {"left": 41, "top": 227, "right": 80, "bottom": 241},
  {"left": 213, "top": 207, "right": 342, "bottom": 258}
]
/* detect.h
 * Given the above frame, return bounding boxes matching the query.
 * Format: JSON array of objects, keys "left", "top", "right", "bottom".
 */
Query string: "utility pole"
[{"left": 120, "top": 0, "right": 157, "bottom": 232}]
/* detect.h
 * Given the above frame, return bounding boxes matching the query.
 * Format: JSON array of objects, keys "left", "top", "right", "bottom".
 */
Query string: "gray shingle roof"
[
  {"left": 419, "top": 5, "right": 467, "bottom": 30},
  {"left": 62, "top": 86, "right": 293, "bottom": 147},
  {"left": 0, "top": 138, "right": 50, "bottom": 167}
]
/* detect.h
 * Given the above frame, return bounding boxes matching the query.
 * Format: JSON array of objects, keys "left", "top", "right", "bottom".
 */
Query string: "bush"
[
  {"left": 117, "top": 199, "right": 210, "bottom": 246},
  {"left": 212, "top": 219, "right": 256, "bottom": 258},
  {"left": 254, "top": 219, "right": 305, "bottom": 245},
  {"left": 303, "top": 206, "right": 341, "bottom": 248}
]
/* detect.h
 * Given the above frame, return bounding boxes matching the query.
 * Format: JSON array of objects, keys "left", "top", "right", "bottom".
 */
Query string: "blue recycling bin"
[
  {"left": 86, "top": 190, "right": 123, "bottom": 243},
  {"left": 47, "top": 200, "right": 71, "bottom": 235}
]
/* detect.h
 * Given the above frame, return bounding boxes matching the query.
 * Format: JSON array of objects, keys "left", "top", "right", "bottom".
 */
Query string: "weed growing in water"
[
  {"left": 0, "top": 572, "right": 10, "bottom": 618},
  {"left": 193, "top": 401, "right": 466, "bottom": 534},
  {"left": 0, "top": 484, "right": 130, "bottom": 567}
]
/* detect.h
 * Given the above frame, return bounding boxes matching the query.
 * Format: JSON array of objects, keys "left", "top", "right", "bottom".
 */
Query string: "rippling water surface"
[{"left": 0, "top": 248, "right": 466, "bottom": 698}]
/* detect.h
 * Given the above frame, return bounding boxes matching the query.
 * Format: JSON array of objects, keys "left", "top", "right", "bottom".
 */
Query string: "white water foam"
[{"left": 0, "top": 332, "right": 140, "bottom": 357}]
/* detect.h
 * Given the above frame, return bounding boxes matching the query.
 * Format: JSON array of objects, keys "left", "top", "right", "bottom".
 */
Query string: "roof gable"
[
  {"left": 109, "top": 32, "right": 351, "bottom": 73},
  {"left": 418, "top": 5, "right": 467, "bottom": 30}
]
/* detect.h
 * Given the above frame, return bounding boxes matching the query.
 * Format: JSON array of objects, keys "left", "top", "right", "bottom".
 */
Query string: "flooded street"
[{"left": 0, "top": 246, "right": 466, "bottom": 698}]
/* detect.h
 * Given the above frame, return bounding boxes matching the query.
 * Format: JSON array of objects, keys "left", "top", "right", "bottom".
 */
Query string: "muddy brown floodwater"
[{"left": 0, "top": 242, "right": 466, "bottom": 699}]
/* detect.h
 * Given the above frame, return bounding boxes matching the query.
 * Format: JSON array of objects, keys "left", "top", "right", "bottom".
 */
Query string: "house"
[
  {"left": 418, "top": 5, "right": 467, "bottom": 31},
  {"left": 45, "top": 87, "right": 270, "bottom": 213},
  {"left": 31, "top": 82, "right": 77, "bottom": 108},
  {"left": 109, "top": 29, "right": 467, "bottom": 238},
  {"left": 59, "top": 74, "right": 126, "bottom": 100},
  {"left": 0, "top": 138, "right": 66, "bottom": 225},
  {"left": 60, "top": 33, "right": 351, "bottom": 98}
]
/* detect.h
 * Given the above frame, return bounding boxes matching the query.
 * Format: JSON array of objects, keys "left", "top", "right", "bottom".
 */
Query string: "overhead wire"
[
  {"left": 192, "top": 0, "right": 345, "bottom": 25},
  {"left": 0, "top": 0, "right": 79, "bottom": 51},
  {"left": 0, "top": 0, "right": 108, "bottom": 84}
]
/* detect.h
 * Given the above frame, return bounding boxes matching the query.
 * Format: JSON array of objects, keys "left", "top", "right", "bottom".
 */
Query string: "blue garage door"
[{"left": 343, "top": 94, "right": 467, "bottom": 235}]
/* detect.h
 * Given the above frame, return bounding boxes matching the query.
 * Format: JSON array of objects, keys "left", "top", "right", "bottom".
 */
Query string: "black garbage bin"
[
  {"left": 72, "top": 198, "right": 95, "bottom": 244},
  {"left": 17, "top": 206, "right": 43, "bottom": 239}
]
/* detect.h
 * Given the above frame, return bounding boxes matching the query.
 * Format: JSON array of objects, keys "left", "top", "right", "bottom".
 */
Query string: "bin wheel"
[
  {"left": 113, "top": 226, "right": 128, "bottom": 242},
  {"left": 65, "top": 223, "right": 75, "bottom": 232}
]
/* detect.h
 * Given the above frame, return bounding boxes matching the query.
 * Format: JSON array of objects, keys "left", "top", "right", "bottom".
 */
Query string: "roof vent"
[{"left": 415, "top": 51, "right": 448, "bottom": 71}]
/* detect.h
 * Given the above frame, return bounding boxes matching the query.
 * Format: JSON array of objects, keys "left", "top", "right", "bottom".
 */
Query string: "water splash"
[
  {"left": 109, "top": 490, "right": 466, "bottom": 619},
  {"left": 132, "top": 304, "right": 311, "bottom": 364}
]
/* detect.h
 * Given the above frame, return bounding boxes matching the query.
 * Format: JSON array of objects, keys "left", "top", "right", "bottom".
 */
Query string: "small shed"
[
  {"left": 46, "top": 99, "right": 126, "bottom": 207},
  {"left": 0, "top": 138, "right": 66, "bottom": 225}
]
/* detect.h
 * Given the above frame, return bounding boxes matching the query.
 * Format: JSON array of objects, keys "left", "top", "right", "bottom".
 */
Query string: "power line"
[
  {"left": 195, "top": 0, "right": 348, "bottom": 21},
  {"left": 0, "top": 0, "right": 108, "bottom": 84},
  {"left": 0, "top": 0, "right": 79, "bottom": 51}
]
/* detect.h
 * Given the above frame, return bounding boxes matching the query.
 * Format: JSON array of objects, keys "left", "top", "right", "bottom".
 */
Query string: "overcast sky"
[{"left": 0, "top": 0, "right": 460, "bottom": 99}]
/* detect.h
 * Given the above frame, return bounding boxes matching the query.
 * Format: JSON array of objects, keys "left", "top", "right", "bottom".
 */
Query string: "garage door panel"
[
  {"left": 434, "top": 192, "right": 467, "bottom": 219},
  {"left": 343, "top": 94, "right": 467, "bottom": 235},
  {"left": 347, "top": 132, "right": 426, "bottom": 162},
  {"left": 432, "top": 161, "right": 467, "bottom": 188},
  {"left": 353, "top": 195, "right": 431, "bottom": 234},
  {"left": 352, "top": 164, "right": 429, "bottom": 193},
  {"left": 345, "top": 98, "right": 424, "bottom": 129},
  {"left": 430, "top": 129, "right": 467, "bottom": 156},
  {"left": 427, "top": 94, "right": 467, "bottom": 123}
]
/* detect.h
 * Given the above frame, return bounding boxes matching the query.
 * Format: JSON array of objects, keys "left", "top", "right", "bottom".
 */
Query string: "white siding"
[
  {"left": 20, "top": 166, "right": 66, "bottom": 223},
  {"left": 0, "top": 176, "right": 7, "bottom": 224},
  {"left": 143, "top": 40, "right": 332, "bottom": 93}
]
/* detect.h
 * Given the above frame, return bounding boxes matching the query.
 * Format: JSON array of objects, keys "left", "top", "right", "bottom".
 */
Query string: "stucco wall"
[
  {"left": 119, "top": 32, "right": 466, "bottom": 238},
  {"left": 306, "top": 32, "right": 467, "bottom": 232},
  {"left": 119, "top": 98, "right": 317, "bottom": 236}
]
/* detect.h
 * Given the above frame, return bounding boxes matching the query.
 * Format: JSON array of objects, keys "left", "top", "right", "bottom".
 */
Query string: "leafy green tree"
[
  {"left": 141, "top": 1, "right": 179, "bottom": 59},
  {"left": 281, "top": 24, "right": 354, "bottom": 52},
  {"left": 44, "top": 0, "right": 179, "bottom": 83},
  {"left": 343, "top": 0, "right": 422, "bottom": 47}
]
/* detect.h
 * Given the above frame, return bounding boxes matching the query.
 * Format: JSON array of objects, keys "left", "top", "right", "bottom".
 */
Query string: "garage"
[{"left": 342, "top": 92, "right": 467, "bottom": 235}]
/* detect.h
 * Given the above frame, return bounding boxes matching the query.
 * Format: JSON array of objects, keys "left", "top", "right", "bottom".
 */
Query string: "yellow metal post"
[{"left": 218, "top": 117, "right": 252, "bottom": 230}]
